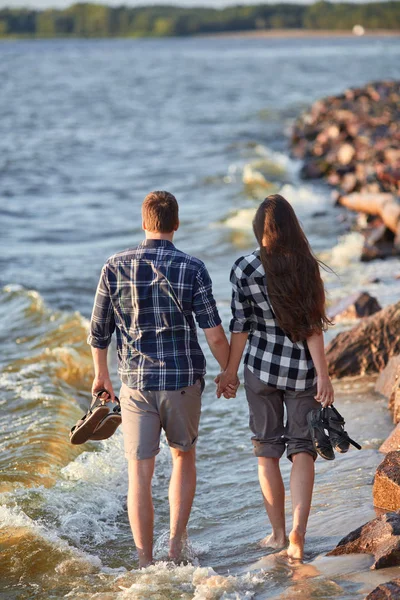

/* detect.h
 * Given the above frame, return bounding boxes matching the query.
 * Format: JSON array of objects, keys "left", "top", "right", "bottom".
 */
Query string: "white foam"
[
  {"left": 224, "top": 208, "right": 256, "bottom": 231},
  {"left": 279, "top": 183, "right": 331, "bottom": 211},
  {"left": 115, "top": 562, "right": 265, "bottom": 600},
  {"left": 329, "top": 232, "right": 364, "bottom": 267}
]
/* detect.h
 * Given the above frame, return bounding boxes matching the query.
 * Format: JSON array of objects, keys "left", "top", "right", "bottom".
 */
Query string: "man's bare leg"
[
  {"left": 128, "top": 457, "right": 155, "bottom": 568},
  {"left": 169, "top": 447, "right": 196, "bottom": 561},
  {"left": 287, "top": 452, "right": 315, "bottom": 562},
  {"left": 258, "top": 457, "right": 287, "bottom": 549}
]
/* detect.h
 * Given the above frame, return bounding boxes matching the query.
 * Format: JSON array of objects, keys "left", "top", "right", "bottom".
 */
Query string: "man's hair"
[{"left": 142, "top": 191, "right": 179, "bottom": 233}]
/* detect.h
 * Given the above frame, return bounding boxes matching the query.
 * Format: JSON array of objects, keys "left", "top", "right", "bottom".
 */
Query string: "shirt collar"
[{"left": 140, "top": 239, "right": 175, "bottom": 249}]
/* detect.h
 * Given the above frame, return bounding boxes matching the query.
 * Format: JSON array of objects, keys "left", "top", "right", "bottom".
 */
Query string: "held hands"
[
  {"left": 215, "top": 370, "right": 240, "bottom": 399},
  {"left": 315, "top": 374, "right": 334, "bottom": 408}
]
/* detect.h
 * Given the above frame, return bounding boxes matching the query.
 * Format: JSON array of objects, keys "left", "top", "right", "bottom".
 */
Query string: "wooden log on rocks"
[
  {"left": 338, "top": 193, "right": 400, "bottom": 242},
  {"left": 326, "top": 302, "right": 400, "bottom": 379}
]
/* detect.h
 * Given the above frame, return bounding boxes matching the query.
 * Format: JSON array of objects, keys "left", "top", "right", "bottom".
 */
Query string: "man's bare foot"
[
  {"left": 287, "top": 530, "right": 305, "bottom": 562},
  {"left": 138, "top": 559, "right": 154, "bottom": 569},
  {"left": 259, "top": 533, "right": 288, "bottom": 550},
  {"left": 169, "top": 533, "right": 187, "bottom": 562}
]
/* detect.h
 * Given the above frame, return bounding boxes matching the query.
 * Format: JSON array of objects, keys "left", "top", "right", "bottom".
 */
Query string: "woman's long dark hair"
[{"left": 253, "top": 194, "right": 332, "bottom": 342}]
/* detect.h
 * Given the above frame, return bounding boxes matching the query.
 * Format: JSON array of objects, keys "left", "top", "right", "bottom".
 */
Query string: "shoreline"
[
  {"left": 0, "top": 29, "right": 399, "bottom": 42},
  {"left": 197, "top": 28, "right": 400, "bottom": 39}
]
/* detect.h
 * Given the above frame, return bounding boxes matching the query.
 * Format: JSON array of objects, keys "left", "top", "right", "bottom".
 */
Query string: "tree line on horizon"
[{"left": 0, "top": 1, "right": 399, "bottom": 38}]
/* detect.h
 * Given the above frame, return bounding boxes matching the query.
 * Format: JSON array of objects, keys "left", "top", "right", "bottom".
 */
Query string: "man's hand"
[
  {"left": 315, "top": 374, "right": 334, "bottom": 408},
  {"left": 215, "top": 371, "right": 240, "bottom": 399},
  {"left": 92, "top": 376, "right": 115, "bottom": 403}
]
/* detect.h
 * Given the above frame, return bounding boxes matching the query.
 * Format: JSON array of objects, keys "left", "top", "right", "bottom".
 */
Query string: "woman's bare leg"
[
  {"left": 258, "top": 457, "right": 287, "bottom": 549},
  {"left": 288, "top": 452, "right": 315, "bottom": 561}
]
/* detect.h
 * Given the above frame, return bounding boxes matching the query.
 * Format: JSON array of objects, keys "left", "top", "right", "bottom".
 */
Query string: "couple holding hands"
[{"left": 88, "top": 190, "right": 334, "bottom": 568}]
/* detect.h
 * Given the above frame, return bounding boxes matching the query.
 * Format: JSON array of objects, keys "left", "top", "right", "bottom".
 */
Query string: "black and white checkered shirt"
[{"left": 230, "top": 251, "right": 317, "bottom": 391}]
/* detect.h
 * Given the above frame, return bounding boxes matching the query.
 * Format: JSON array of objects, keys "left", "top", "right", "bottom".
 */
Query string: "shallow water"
[{"left": 1, "top": 36, "right": 400, "bottom": 598}]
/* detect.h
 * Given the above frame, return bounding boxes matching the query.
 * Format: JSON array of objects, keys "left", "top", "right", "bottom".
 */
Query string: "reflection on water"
[{"left": 1, "top": 36, "right": 400, "bottom": 598}]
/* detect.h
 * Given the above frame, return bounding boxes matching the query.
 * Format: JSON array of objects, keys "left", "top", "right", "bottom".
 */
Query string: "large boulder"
[
  {"left": 327, "top": 512, "right": 400, "bottom": 569},
  {"left": 376, "top": 355, "right": 400, "bottom": 424},
  {"left": 365, "top": 579, "right": 400, "bottom": 599},
  {"left": 373, "top": 452, "right": 400, "bottom": 512},
  {"left": 327, "top": 292, "right": 381, "bottom": 322},
  {"left": 326, "top": 301, "right": 400, "bottom": 378},
  {"left": 380, "top": 424, "right": 400, "bottom": 454}
]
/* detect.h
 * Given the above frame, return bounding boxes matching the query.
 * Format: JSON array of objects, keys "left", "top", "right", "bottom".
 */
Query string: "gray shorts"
[
  {"left": 244, "top": 366, "right": 320, "bottom": 461},
  {"left": 119, "top": 379, "right": 203, "bottom": 460}
]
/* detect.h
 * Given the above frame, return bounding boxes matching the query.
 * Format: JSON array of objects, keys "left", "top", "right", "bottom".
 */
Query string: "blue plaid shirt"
[{"left": 88, "top": 239, "right": 221, "bottom": 390}]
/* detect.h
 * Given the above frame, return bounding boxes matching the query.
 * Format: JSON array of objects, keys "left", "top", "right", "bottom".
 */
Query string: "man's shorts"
[
  {"left": 244, "top": 366, "right": 320, "bottom": 461},
  {"left": 119, "top": 378, "right": 204, "bottom": 460}
]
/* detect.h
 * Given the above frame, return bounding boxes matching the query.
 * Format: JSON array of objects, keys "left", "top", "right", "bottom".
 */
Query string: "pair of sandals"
[
  {"left": 69, "top": 389, "right": 121, "bottom": 445},
  {"left": 307, "top": 405, "right": 362, "bottom": 460}
]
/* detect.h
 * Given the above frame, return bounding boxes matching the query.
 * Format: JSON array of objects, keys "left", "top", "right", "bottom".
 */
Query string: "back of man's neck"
[{"left": 145, "top": 232, "right": 174, "bottom": 242}]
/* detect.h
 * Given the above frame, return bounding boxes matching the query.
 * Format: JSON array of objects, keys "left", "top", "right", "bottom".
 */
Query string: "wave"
[{"left": 0, "top": 285, "right": 95, "bottom": 491}]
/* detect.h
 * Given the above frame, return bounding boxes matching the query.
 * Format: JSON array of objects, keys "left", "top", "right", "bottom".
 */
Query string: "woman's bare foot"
[
  {"left": 259, "top": 532, "right": 288, "bottom": 550},
  {"left": 287, "top": 530, "right": 305, "bottom": 562}
]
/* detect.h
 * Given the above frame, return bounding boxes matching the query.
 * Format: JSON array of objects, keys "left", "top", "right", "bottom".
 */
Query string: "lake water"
[{"left": 1, "top": 36, "right": 400, "bottom": 599}]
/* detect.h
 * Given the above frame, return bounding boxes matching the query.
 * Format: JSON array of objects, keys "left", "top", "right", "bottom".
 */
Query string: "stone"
[
  {"left": 300, "top": 159, "right": 329, "bottom": 179},
  {"left": 340, "top": 172, "right": 358, "bottom": 194},
  {"left": 337, "top": 143, "right": 356, "bottom": 165},
  {"left": 380, "top": 425, "right": 400, "bottom": 454},
  {"left": 390, "top": 387, "right": 400, "bottom": 425},
  {"left": 376, "top": 356, "right": 400, "bottom": 400},
  {"left": 327, "top": 292, "right": 381, "bottom": 322},
  {"left": 375, "top": 356, "right": 400, "bottom": 424},
  {"left": 366, "top": 579, "right": 400, "bottom": 599},
  {"left": 327, "top": 512, "right": 400, "bottom": 570},
  {"left": 373, "top": 452, "right": 400, "bottom": 512},
  {"left": 326, "top": 301, "right": 400, "bottom": 378}
]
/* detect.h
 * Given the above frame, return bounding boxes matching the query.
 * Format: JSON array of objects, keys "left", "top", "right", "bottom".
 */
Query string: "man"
[{"left": 88, "top": 191, "right": 234, "bottom": 567}]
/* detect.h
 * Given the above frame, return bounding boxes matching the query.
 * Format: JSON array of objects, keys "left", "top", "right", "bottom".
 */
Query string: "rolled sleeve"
[
  {"left": 192, "top": 264, "right": 221, "bottom": 329},
  {"left": 87, "top": 264, "right": 116, "bottom": 349},
  {"left": 229, "top": 266, "right": 253, "bottom": 333}
]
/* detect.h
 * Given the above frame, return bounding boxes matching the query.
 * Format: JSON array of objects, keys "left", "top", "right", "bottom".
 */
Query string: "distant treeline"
[{"left": 1, "top": 1, "right": 399, "bottom": 38}]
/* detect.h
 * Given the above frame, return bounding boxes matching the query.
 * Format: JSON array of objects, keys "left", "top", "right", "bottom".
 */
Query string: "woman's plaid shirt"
[
  {"left": 230, "top": 251, "right": 317, "bottom": 391},
  {"left": 88, "top": 239, "right": 221, "bottom": 390}
]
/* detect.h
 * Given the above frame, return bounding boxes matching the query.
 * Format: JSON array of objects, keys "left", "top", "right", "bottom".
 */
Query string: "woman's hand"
[
  {"left": 215, "top": 371, "right": 240, "bottom": 399},
  {"left": 315, "top": 374, "right": 334, "bottom": 408}
]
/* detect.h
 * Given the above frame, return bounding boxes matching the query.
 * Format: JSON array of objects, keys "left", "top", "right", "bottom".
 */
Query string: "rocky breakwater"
[
  {"left": 324, "top": 302, "right": 400, "bottom": 594},
  {"left": 291, "top": 80, "right": 400, "bottom": 261}
]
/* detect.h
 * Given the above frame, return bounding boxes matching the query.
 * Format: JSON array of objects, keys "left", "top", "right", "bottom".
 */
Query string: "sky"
[{"left": 0, "top": 0, "right": 385, "bottom": 10}]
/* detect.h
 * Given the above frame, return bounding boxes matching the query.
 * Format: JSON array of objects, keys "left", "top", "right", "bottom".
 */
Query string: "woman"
[{"left": 217, "top": 194, "right": 334, "bottom": 562}]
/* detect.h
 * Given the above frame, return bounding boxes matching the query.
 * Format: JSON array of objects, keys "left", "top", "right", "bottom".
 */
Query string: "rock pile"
[
  {"left": 291, "top": 80, "right": 400, "bottom": 260},
  {"left": 291, "top": 81, "right": 400, "bottom": 196}
]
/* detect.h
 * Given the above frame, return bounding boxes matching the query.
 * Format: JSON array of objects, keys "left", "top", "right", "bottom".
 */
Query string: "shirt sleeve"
[
  {"left": 87, "top": 264, "right": 116, "bottom": 349},
  {"left": 229, "top": 263, "right": 253, "bottom": 333},
  {"left": 192, "top": 264, "right": 222, "bottom": 329}
]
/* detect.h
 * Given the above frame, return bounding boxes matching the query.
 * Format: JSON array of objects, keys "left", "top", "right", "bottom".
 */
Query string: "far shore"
[
  {"left": 197, "top": 28, "right": 400, "bottom": 39},
  {"left": 1, "top": 28, "right": 400, "bottom": 42}
]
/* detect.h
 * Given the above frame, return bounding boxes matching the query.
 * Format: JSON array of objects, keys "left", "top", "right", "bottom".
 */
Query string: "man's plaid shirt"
[
  {"left": 230, "top": 251, "right": 317, "bottom": 391},
  {"left": 88, "top": 239, "right": 221, "bottom": 390}
]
